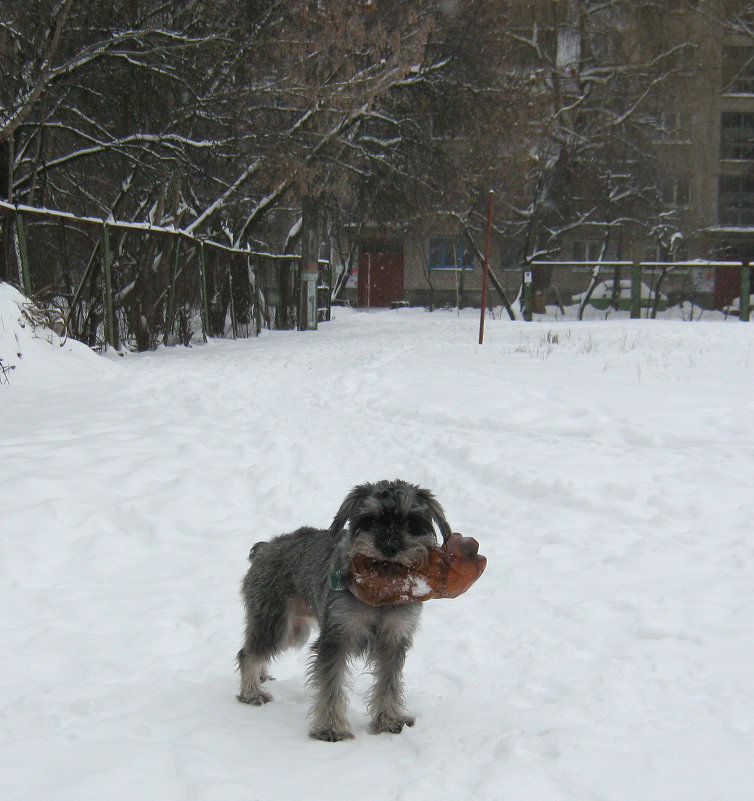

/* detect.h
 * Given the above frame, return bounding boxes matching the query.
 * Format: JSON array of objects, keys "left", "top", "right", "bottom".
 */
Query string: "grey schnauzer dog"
[{"left": 237, "top": 479, "right": 451, "bottom": 741}]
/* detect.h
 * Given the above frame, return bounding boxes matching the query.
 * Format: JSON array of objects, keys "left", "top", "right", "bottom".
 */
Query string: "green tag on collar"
[{"left": 329, "top": 569, "right": 345, "bottom": 591}]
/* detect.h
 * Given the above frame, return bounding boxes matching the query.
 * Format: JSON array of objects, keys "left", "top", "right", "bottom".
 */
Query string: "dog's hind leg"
[
  {"left": 237, "top": 646, "right": 273, "bottom": 705},
  {"left": 237, "top": 590, "right": 289, "bottom": 705}
]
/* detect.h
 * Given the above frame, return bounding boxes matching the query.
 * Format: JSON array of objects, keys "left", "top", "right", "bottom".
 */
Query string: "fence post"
[
  {"left": 163, "top": 237, "right": 180, "bottom": 346},
  {"left": 741, "top": 262, "right": 751, "bottom": 322},
  {"left": 327, "top": 260, "right": 333, "bottom": 321},
  {"left": 252, "top": 259, "right": 263, "bottom": 335},
  {"left": 243, "top": 250, "right": 255, "bottom": 335},
  {"left": 523, "top": 269, "right": 533, "bottom": 321},
  {"left": 228, "top": 257, "right": 238, "bottom": 339},
  {"left": 631, "top": 262, "right": 642, "bottom": 319},
  {"left": 198, "top": 242, "right": 210, "bottom": 342},
  {"left": 100, "top": 223, "right": 119, "bottom": 350},
  {"left": 14, "top": 210, "right": 32, "bottom": 297}
]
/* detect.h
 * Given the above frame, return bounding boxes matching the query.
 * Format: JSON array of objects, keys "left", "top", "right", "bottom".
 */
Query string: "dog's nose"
[{"left": 378, "top": 531, "right": 402, "bottom": 558}]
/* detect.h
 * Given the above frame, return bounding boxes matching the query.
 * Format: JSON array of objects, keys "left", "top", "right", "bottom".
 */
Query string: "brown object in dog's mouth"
[{"left": 347, "top": 533, "right": 487, "bottom": 606}]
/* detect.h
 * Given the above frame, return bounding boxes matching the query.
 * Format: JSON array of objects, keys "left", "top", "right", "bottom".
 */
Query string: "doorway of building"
[
  {"left": 714, "top": 265, "right": 741, "bottom": 309},
  {"left": 712, "top": 242, "right": 753, "bottom": 310},
  {"left": 358, "top": 240, "right": 404, "bottom": 308}
]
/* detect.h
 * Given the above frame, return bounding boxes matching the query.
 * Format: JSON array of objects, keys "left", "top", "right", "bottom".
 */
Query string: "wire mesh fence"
[{"left": 1, "top": 201, "right": 331, "bottom": 350}]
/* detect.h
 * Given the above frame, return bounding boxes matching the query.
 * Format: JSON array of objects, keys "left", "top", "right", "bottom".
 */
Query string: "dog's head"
[{"left": 329, "top": 479, "right": 451, "bottom": 567}]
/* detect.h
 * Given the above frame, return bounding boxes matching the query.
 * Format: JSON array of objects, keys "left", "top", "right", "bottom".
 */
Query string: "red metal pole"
[{"left": 478, "top": 190, "right": 494, "bottom": 345}]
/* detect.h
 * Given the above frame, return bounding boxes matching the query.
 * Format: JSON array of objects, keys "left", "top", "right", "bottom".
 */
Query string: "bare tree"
[
  {"left": 9, "top": 0, "right": 719, "bottom": 339},
  {"left": 502, "top": 0, "right": 708, "bottom": 311},
  {"left": 0, "top": 1, "right": 443, "bottom": 340}
]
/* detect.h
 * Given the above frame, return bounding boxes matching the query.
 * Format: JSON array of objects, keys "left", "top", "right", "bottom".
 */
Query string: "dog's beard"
[{"left": 350, "top": 530, "right": 434, "bottom": 569}]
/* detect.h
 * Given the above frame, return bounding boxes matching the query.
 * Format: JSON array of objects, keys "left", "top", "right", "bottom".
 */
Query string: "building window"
[
  {"left": 650, "top": 110, "right": 693, "bottom": 143},
  {"left": 428, "top": 237, "right": 474, "bottom": 270},
  {"left": 720, "top": 112, "right": 754, "bottom": 160},
  {"left": 659, "top": 174, "right": 692, "bottom": 207},
  {"left": 571, "top": 239, "right": 603, "bottom": 262},
  {"left": 718, "top": 175, "right": 754, "bottom": 225},
  {"left": 722, "top": 46, "right": 754, "bottom": 94}
]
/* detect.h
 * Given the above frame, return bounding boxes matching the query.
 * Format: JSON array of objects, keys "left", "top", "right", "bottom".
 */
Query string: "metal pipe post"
[
  {"left": 198, "top": 243, "right": 210, "bottom": 341},
  {"left": 478, "top": 190, "right": 494, "bottom": 344},
  {"left": 741, "top": 262, "right": 751, "bottom": 322},
  {"left": 101, "top": 223, "right": 118, "bottom": 350},
  {"left": 163, "top": 238, "right": 180, "bottom": 345},
  {"left": 631, "top": 262, "right": 642, "bottom": 319}
]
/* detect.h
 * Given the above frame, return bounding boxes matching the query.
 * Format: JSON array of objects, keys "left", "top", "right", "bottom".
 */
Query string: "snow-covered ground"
[{"left": 2, "top": 282, "right": 754, "bottom": 801}]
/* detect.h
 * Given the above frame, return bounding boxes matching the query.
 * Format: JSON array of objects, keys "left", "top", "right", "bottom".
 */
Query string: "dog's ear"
[
  {"left": 329, "top": 483, "right": 374, "bottom": 535},
  {"left": 416, "top": 487, "right": 452, "bottom": 542}
]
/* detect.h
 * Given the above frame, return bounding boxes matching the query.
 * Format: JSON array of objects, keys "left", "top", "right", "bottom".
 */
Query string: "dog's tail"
[{"left": 248, "top": 541, "right": 269, "bottom": 562}]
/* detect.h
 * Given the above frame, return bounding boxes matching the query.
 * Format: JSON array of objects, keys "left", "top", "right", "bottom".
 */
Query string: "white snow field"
[{"left": 2, "top": 281, "right": 754, "bottom": 801}]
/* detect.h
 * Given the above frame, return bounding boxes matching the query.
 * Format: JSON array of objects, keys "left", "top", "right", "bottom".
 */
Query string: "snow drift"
[{"left": 0, "top": 282, "right": 111, "bottom": 386}]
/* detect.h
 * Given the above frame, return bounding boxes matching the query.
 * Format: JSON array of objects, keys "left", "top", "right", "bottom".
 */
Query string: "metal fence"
[
  {"left": 526, "top": 260, "right": 751, "bottom": 321},
  {"left": 1, "top": 200, "right": 331, "bottom": 350}
]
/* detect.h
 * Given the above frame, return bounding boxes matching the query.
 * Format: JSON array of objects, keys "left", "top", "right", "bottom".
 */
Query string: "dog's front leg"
[
  {"left": 367, "top": 634, "right": 416, "bottom": 734},
  {"left": 307, "top": 625, "right": 354, "bottom": 742}
]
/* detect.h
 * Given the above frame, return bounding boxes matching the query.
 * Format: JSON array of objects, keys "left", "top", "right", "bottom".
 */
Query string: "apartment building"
[
  {"left": 568, "top": 1, "right": 754, "bottom": 308},
  {"left": 346, "top": 1, "right": 754, "bottom": 311},
  {"left": 703, "top": 26, "right": 754, "bottom": 304}
]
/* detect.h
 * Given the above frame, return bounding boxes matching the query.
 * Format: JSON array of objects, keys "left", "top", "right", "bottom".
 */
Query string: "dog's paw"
[
  {"left": 237, "top": 689, "right": 273, "bottom": 705},
  {"left": 369, "top": 714, "right": 416, "bottom": 734},
  {"left": 309, "top": 727, "right": 355, "bottom": 742}
]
